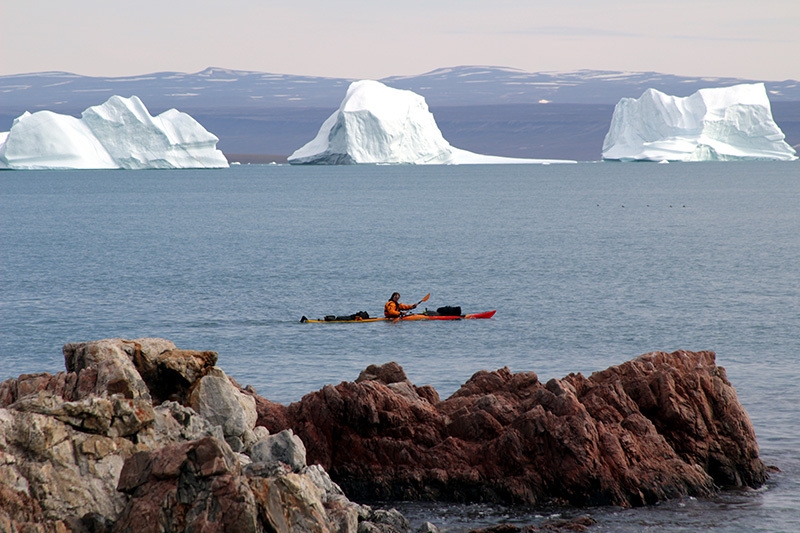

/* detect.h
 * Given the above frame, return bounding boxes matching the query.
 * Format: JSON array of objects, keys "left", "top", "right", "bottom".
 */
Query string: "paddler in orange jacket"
[{"left": 384, "top": 292, "right": 417, "bottom": 318}]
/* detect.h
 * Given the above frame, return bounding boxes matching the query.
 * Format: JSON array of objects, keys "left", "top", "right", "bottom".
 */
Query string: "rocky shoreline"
[{"left": 0, "top": 338, "right": 767, "bottom": 532}]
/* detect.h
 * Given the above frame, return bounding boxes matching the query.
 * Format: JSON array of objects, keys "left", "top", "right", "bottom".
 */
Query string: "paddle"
[
  {"left": 415, "top": 293, "right": 431, "bottom": 306},
  {"left": 396, "top": 293, "right": 430, "bottom": 321}
]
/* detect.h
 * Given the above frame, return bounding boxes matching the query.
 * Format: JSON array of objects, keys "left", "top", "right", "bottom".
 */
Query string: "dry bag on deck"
[
  {"left": 436, "top": 306, "right": 462, "bottom": 316},
  {"left": 324, "top": 311, "right": 370, "bottom": 321}
]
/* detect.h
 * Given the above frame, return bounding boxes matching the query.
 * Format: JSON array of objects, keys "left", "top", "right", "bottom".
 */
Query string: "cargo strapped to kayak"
[
  {"left": 322, "top": 311, "right": 370, "bottom": 322},
  {"left": 435, "top": 306, "right": 462, "bottom": 316}
]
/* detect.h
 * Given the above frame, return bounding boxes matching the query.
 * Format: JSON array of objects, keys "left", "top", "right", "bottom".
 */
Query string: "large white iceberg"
[
  {"left": 289, "top": 80, "right": 573, "bottom": 165},
  {"left": 0, "top": 95, "right": 229, "bottom": 169},
  {"left": 602, "top": 83, "right": 797, "bottom": 162}
]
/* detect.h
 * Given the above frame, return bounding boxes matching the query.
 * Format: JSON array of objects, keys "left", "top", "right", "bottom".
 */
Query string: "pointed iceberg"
[
  {"left": 602, "top": 83, "right": 797, "bottom": 162},
  {"left": 0, "top": 95, "right": 229, "bottom": 170},
  {"left": 289, "top": 80, "right": 573, "bottom": 165}
]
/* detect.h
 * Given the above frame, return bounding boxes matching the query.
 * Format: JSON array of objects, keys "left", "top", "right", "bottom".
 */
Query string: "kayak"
[{"left": 300, "top": 310, "right": 496, "bottom": 323}]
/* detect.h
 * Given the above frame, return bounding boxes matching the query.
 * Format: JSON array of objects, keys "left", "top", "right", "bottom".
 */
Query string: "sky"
[{"left": 2, "top": 0, "right": 799, "bottom": 81}]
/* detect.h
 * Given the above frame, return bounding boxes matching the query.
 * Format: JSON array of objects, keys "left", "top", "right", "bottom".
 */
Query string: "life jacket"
[{"left": 384, "top": 300, "right": 413, "bottom": 318}]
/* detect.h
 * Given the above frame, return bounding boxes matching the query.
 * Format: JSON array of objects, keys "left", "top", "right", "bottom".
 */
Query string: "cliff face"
[{"left": 255, "top": 351, "right": 766, "bottom": 507}]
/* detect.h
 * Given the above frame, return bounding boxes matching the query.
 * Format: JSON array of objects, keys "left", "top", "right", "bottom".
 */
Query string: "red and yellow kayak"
[{"left": 300, "top": 310, "right": 496, "bottom": 323}]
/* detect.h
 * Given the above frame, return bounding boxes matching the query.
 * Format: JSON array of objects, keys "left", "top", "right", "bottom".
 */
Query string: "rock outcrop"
[
  {"left": 255, "top": 351, "right": 767, "bottom": 507},
  {"left": 0, "top": 339, "right": 767, "bottom": 532},
  {"left": 0, "top": 338, "right": 410, "bottom": 533}
]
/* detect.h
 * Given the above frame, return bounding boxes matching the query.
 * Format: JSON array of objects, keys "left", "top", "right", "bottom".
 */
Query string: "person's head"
[{"left": 390, "top": 292, "right": 400, "bottom": 302}]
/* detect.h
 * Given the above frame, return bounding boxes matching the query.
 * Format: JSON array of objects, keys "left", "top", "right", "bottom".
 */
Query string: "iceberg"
[
  {"left": 0, "top": 95, "right": 228, "bottom": 169},
  {"left": 602, "top": 83, "right": 797, "bottom": 162},
  {"left": 288, "top": 80, "right": 574, "bottom": 165}
]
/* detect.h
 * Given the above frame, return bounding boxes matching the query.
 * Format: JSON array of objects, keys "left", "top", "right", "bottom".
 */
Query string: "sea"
[{"left": 1, "top": 162, "right": 799, "bottom": 532}]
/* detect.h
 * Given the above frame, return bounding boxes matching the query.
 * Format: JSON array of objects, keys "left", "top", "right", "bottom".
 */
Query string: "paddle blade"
[{"left": 418, "top": 293, "right": 430, "bottom": 305}]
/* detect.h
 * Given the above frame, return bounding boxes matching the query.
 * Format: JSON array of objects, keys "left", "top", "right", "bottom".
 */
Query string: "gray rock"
[
  {"left": 226, "top": 434, "right": 245, "bottom": 453},
  {"left": 136, "top": 401, "right": 224, "bottom": 449},
  {"left": 252, "top": 425, "right": 270, "bottom": 441},
  {"left": 249, "top": 429, "right": 307, "bottom": 471},
  {"left": 374, "top": 508, "right": 411, "bottom": 532},
  {"left": 0, "top": 407, "right": 131, "bottom": 523},
  {"left": 243, "top": 460, "right": 291, "bottom": 478},
  {"left": 304, "top": 464, "right": 345, "bottom": 498},
  {"left": 9, "top": 392, "right": 155, "bottom": 438},
  {"left": 187, "top": 368, "right": 257, "bottom": 439},
  {"left": 360, "top": 508, "right": 411, "bottom": 533}
]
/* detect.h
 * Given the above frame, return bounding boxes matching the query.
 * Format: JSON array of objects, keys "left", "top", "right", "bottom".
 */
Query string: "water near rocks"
[{"left": 2, "top": 162, "right": 799, "bottom": 532}]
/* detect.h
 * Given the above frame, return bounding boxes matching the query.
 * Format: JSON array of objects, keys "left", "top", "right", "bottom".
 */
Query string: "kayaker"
[{"left": 384, "top": 292, "right": 417, "bottom": 318}]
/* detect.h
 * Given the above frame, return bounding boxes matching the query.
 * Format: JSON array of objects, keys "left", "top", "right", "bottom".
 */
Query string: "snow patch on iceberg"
[
  {"left": 602, "top": 83, "right": 797, "bottom": 162},
  {"left": 288, "top": 80, "right": 573, "bottom": 165},
  {"left": 0, "top": 95, "right": 228, "bottom": 169}
]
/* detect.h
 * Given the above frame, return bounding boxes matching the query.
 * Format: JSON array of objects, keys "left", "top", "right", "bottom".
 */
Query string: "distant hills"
[{"left": 2, "top": 66, "right": 799, "bottom": 162}]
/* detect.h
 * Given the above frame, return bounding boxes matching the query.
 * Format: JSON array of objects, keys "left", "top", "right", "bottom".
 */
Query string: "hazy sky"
[{"left": 2, "top": 0, "right": 799, "bottom": 81}]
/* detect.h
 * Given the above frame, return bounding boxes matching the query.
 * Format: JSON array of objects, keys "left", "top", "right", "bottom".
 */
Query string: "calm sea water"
[{"left": 1, "top": 162, "right": 799, "bottom": 532}]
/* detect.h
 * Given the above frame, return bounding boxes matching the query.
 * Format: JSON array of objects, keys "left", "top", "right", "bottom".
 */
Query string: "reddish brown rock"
[
  {"left": 114, "top": 436, "right": 372, "bottom": 533},
  {"left": 0, "top": 372, "right": 78, "bottom": 407},
  {"left": 581, "top": 351, "right": 764, "bottom": 489},
  {"left": 256, "top": 350, "right": 767, "bottom": 507},
  {"left": 0, "top": 483, "right": 65, "bottom": 533},
  {"left": 114, "top": 436, "right": 250, "bottom": 533}
]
